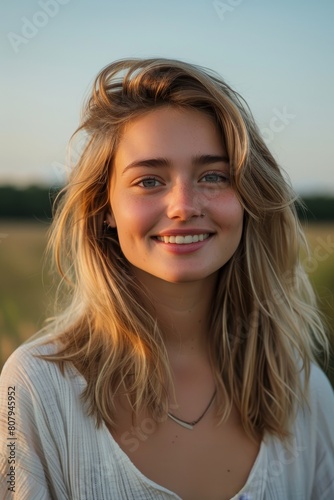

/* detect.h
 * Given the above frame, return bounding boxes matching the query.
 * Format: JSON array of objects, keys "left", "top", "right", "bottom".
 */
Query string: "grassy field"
[{"left": 1, "top": 220, "right": 334, "bottom": 385}]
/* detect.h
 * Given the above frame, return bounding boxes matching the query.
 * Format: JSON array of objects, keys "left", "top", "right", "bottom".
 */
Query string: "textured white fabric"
[{"left": 1, "top": 336, "right": 334, "bottom": 500}]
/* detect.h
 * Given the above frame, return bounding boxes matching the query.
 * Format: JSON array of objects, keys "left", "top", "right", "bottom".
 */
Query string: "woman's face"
[{"left": 107, "top": 106, "right": 244, "bottom": 284}]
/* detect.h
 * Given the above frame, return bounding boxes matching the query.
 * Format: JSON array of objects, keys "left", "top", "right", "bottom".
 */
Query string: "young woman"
[{"left": 1, "top": 58, "right": 333, "bottom": 500}]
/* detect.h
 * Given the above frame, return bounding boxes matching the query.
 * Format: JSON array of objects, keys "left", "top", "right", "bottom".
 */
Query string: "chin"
[
  {"left": 130, "top": 263, "right": 220, "bottom": 286},
  {"left": 158, "top": 269, "right": 219, "bottom": 284}
]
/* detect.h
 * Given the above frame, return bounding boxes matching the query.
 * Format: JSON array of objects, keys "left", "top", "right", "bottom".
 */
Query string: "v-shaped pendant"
[
  {"left": 167, "top": 389, "right": 217, "bottom": 430},
  {"left": 167, "top": 413, "right": 195, "bottom": 430}
]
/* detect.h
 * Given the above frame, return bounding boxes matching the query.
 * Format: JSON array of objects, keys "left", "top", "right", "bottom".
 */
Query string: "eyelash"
[
  {"left": 200, "top": 171, "right": 229, "bottom": 184},
  {"left": 136, "top": 171, "right": 229, "bottom": 188},
  {"left": 137, "top": 177, "right": 162, "bottom": 188}
]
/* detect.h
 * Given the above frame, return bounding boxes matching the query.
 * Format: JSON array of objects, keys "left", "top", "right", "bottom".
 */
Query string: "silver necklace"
[{"left": 167, "top": 390, "right": 217, "bottom": 430}]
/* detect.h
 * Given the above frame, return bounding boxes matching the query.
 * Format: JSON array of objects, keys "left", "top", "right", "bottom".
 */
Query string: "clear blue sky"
[{"left": 1, "top": 0, "right": 333, "bottom": 194}]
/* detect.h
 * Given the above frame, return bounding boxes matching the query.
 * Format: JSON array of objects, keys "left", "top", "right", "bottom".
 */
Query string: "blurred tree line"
[
  {"left": 0, "top": 185, "right": 334, "bottom": 221},
  {"left": 0, "top": 185, "right": 59, "bottom": 220}
]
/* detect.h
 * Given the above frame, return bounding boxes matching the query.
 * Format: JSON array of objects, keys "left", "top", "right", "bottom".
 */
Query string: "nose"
[{"left": 166, "top": 181, "right": 204, "bottom": 221}]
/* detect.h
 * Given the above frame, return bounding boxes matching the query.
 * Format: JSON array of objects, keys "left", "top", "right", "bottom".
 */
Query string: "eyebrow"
[{"left": 122, "top": 154, "right": 229, "bottom": 175}]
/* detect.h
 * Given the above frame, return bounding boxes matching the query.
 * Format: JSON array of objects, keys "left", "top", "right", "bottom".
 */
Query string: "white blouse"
[{"left": 0, "top": 336, "right": 333, "bottom": 499}]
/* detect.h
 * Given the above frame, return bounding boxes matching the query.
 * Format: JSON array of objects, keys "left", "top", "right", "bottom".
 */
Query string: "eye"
[
  {"left": 200, "top": 172, "right": 229, "bottom": 184},
  {"left": 137, "top": 177, "right": 162, "bottom": 188}
]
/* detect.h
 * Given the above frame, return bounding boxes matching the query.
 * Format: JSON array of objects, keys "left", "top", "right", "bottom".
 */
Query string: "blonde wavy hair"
[{"left": 36, "top": 58, "right": 328, "bottom": 440}]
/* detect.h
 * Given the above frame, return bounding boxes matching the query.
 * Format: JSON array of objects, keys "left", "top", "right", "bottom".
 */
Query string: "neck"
[{"left": 132, "top": 268, "right": 218, "bottom": 360}]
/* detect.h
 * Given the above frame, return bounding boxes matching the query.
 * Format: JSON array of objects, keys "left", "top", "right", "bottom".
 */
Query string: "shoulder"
[
  {"left": 2, "top": 335, "right": 58, "bottom": 366},
  {"left": 0, "top": 335, "right": 87, "bottom": 444},
  {"left": 301, "top": 363, "right": 334, "bottom": 454},
  {"left": 290, "top": 363, "right": 334, "bottom": 439},
  {"left": 303, "top": 364, "right": 334, "bottom": 498},
  {"left": 0, "top": 337, "right": 87, "bottom": 498},
  {"left": 261, "top": 364, "right": 334, "bottom": 497},
  {"left": 1, "top": 336, "right": 62, "bottom": 385},
  {"left": 307, "top": 363, "right": 334, "bottom": 421},
  {"left": 0, "top": 335, "right": 85, "bottom": 407},
  {"left": 308, "top": 362, "right": 333, "bottom": 394}
]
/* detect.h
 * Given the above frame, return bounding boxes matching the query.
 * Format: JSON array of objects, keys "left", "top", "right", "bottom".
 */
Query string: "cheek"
[
  {"left": 219, "top": 193, "right": 244, "bottom": 232},
  {"left": 112, "top": 195, "right": 158, "bottom": 238},
  {"left": 220, "top": 200, "right": 244, "bottom": 258},
  {"left": 232, "top": 203, "right": 244, "bottom": 232}
]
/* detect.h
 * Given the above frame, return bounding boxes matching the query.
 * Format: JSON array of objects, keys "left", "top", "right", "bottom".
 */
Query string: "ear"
[{"left": 105, "top": 211, "right": 117, "bottom": 228}]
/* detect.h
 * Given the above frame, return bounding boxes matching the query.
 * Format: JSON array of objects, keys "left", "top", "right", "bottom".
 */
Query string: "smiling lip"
[{"left": 156, "top": 234, "right": 210, "bottom": 244}]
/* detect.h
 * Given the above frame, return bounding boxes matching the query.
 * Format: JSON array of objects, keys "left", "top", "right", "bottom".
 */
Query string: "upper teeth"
[{"left": 156, "top": 234, "right": 210, "bottom": 244}]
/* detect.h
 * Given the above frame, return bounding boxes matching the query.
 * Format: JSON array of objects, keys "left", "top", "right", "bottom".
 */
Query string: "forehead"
[{"left": 114, "top": 106, "right": 226, "bottom": 162}]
